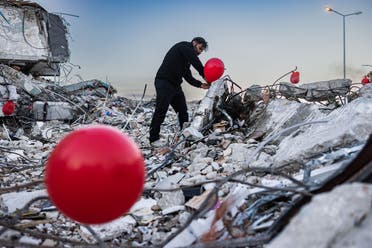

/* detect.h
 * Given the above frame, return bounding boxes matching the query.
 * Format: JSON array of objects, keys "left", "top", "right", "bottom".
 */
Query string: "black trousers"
[{"left": 149, "top": 79, "right": 188, "bottom": 142}]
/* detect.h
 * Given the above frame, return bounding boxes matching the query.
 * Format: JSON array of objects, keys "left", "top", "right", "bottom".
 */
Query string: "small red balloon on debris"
[
  {"left": 204, "top": 58, "right": 225, "bottom": 83},
  {"left": 290, "top": 71, "right": 300, "bottom": 84},
  {"left": 361, "top": 76, "right": 370, "bottom": 85},
  {"left": 45, "top": 125, "right": 145, "bottom": 224},
  {"left": 2, "top": 100, "right": 15, "bottom": 115}
]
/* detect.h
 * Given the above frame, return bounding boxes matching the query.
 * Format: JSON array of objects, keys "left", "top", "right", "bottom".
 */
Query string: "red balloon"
[
  {"left": 2, "top": 100, "right": 15, "bottom": 115},
  {"left": 290, "top": 71, "right": 300, "bottom": 84},
  {"left": 204, "top": 58, "right": 224, "bottom": 83},
  {"left": 45, "top": 125, "right": 145, "bottom": 224},
  {"left": 361, "top": 76, "right": 370, "bottom": 85}
]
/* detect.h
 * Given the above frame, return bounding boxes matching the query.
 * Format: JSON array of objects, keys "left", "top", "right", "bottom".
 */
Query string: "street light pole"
[
  {"left": 343, "top": 15, "right": 345, "bottom": 79},
  {"left": 325, "top": 7, "right": 362, "bottom": 79}
]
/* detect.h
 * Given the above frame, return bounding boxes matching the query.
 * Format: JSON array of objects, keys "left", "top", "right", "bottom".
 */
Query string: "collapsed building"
[
  {"left": 0, "top": 0, "right": 69, "bottom": 75},
  {"left": 1, "top": 1, "right": 372, "bottom": 247}
]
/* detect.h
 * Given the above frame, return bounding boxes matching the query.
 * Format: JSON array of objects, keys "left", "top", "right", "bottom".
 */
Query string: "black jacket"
[{"left": 156, "top": 41, "right": 204, "bottom": 88}]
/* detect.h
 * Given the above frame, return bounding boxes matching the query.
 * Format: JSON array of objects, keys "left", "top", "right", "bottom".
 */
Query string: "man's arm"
[
  {"left": 183, "top": 68, "right": 210, "bottom": 89},
  {"left": 184, "top": 67, "right": 202, "bottom": 88},
  {"left": 180, "top": 44, "right": 204, "bottom": 77}
]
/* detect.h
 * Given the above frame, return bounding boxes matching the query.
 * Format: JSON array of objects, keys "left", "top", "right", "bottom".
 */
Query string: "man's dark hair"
[{"left": 192, "top": 37, "right": 208, "bottom": 50}]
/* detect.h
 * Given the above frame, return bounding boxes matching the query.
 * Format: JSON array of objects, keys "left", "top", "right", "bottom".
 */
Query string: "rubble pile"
[{"left": 1, "top": 65, "right": 372, "bottom": 247}]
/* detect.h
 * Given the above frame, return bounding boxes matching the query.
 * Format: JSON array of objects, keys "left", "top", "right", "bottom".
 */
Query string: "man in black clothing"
[{"left": 149, "top": 37, "right": 210, "bottom": 147}]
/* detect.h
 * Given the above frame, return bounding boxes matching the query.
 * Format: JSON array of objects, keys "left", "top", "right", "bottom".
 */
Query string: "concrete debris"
[
  {"left": 183, "top": 79, "right": 227, "bottom": 139},
  {"left": 359, "top": 83, "right": 372, "bottom": 98},
  {"left": 267, "top": 183, "right": 372, "bottom": 248},
  {"left": 0, "top": 68, "right": 370, "bottom": 247},
  {"left": 273, "top": 97, "right": 372, "bottom": 168},
  {"left": 254, "top": 99, "right": 325, "bottom": 143},
  {"left": 279, "top": 79, "right": 352, "bottom": 101},
  {"left": 1, "top": 189, "right": 47, "bottom": 213},
  {"left": 33, "top": 101, "right": 74, "bottom": 120},
  {"left": 0, "top": 64, "right": 43, "bottom": 96},
  {"left": 62, "top": 79, "right": 117, "bottom": 97},
  {"left": 80, "top": 215, "right": 137, "bottom": 242},
  {"left": 1, "top": 2, "right": 372, "bottom": 247}
]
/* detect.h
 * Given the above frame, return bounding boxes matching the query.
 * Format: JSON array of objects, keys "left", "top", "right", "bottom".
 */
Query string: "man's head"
[{"left": 192, "top": 37, "right": 208, "bottom": 55}]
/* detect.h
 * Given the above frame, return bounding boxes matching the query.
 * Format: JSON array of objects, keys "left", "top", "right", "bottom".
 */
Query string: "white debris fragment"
[
  {"left": 267, "top": 183, "right": 372, "bottom": 248},
  {"left": 80, "top": 215, "right": 137, "bottom": 241},
  {"left": 164, "top": 211, "right": 218, "bottom": 248},
  {"left": 0, "top": 189, "right": 47, "bottom": 213},
  {"left": 162, "top": 205, "right": 185, "bottom": 215},
  {"left": 183, "top": 79, "right": 227, "bottom": 138},
  {"left": 19, "top": 236, "right": 41, "bottom": 245},
  {"left": 157, "top": 191, "right": 185, "bottom": 210},
  {"left": 273, "top": 97, "right": 372, "bottom": 167}
]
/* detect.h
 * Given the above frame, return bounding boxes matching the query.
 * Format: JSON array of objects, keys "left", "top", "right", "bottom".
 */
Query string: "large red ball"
[
  {"left": 204, "top": 58, "right": 224, "bottom": 83},
  {"left": 45, "top": 125, "right": 145, "bottom": 224}
]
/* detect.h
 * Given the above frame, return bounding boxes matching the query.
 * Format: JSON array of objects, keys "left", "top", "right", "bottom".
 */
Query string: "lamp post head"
[
  {"left": 325, "top": 6, "right": 333, "bottom": 12},
  {"left": 354, "top": 11, "right": 362, "bottom": 15}
]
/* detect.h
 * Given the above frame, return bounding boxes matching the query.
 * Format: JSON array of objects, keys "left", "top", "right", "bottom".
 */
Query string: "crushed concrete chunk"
[
  {"left": 279, "top": 79, "right": 351, "bottom": 101},
  {"left": 80, "top": 215, "right": 137, "bottom": 241},
  {"left": 183, "top": 79, "right": 227, "bottom": 139},
  {"left": 273, "top": 97, "right": 372, "bottom": 167},
  {"left": 0, "top": 189, "right": 47, "bottom": 213},
  {"left": 267, "top": 183, "right": 372, "bottom": 248}
]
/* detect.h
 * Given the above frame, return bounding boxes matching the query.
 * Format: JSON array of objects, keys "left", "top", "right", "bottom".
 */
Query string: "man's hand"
[{"left": 200, "top": 83, "right": 210, "bottom": 89}]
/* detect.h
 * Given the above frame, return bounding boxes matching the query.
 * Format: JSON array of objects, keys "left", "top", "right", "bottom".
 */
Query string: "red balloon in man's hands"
[
  {"left": 45, "top": 125, "right": 145, "bottom": 224},
  {"left": 204, "top": 58, "right": 224, "bottom": 83}
]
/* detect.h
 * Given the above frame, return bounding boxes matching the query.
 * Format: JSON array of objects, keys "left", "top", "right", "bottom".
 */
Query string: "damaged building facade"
[
  {"left": 0, "top": 0, "right": 70, "bottom": 118},
  {"left": 1, "top": 1, "right": 372, "bottom": 248},
  {"left": 0, "top": 0, "right": 69, "bottom": 75}
]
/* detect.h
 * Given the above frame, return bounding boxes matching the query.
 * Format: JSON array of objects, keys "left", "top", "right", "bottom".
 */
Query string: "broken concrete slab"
[
  {"left": 0, "top": 64, "right": 42, "bottom": 96},
  {"left": 0, "top": 189, "right": 47, "bottom": 213},
  {"left": 0, "top": 85, "right": 20, "bottom": 101},
  {"left": 267, "top": 183, "right": 372, "bottom": 248},
  {"left": 279, "top": 79, "right": 351, "bottom": 101},
  {"left": 272, "top": 97, "right": 372, "bottom": 167},
  {"left": 359, "top": 83, "right": 372, "bottom": 98},
  {"left": 331, "top": 208, "right": 372, "bottom": 248},
  {"left": 157, "top": 191, "right": 185, "bottom": 210},
  {"left": 164, "top": 211, "right": 220, "bottom": 248},
  {"left": 183, "top": 79, "right": 227, "bottom": 139},
  {"left": 253, "top": 98, "right": 325, "bottom": 143},
  {"left": 62, "top": 80, "right": 116, "bottom": 97},
  {"left": 32, "top": 101, "right": 74, "bottom": 121},
  {"left": 80, "top": 215, "right": 137, "bottom": 242}
]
